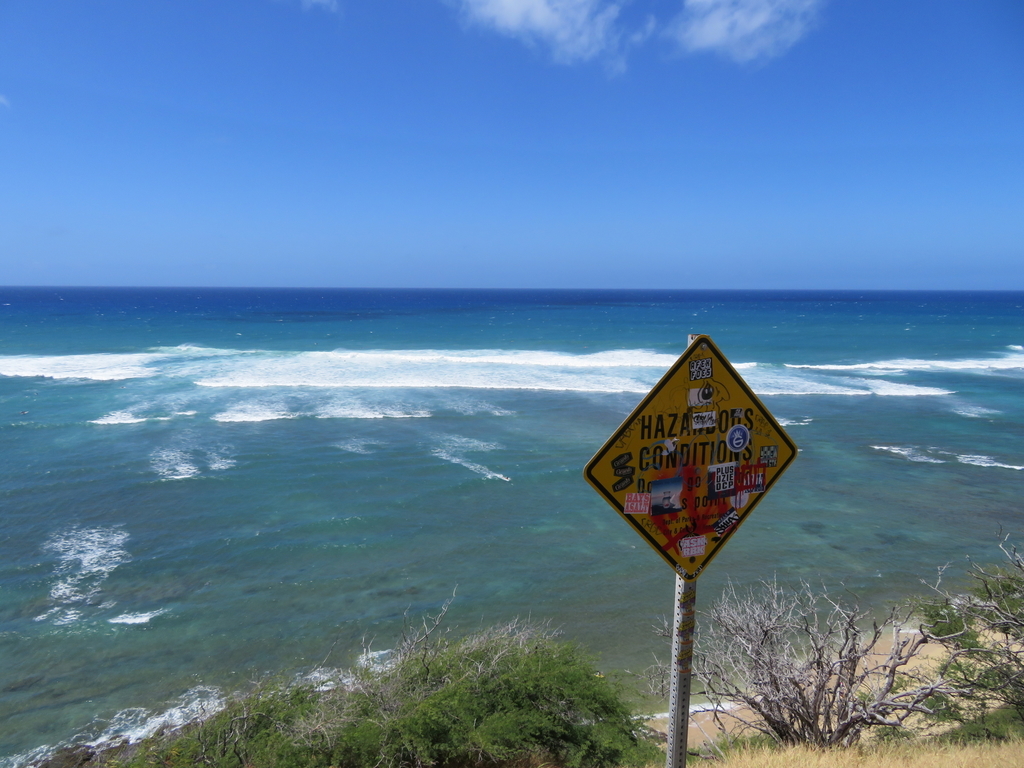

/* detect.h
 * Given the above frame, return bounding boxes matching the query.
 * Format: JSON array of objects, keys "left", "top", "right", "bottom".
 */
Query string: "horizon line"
[{"left": 3, "top": 285, "right": 1024, "bottom": 294}]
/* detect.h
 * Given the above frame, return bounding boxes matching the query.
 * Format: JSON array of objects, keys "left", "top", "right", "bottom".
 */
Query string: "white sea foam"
[
  {"left": 91, "top": 408, "right": 203, "bottom": 424},
  {"left": 357, "top": 649, "right": 395, "bottom": 672},
  {"left": 151, "top": 448, "right": 201, "bottom": 479},
  {"left": 431, "top": 435, "right": 511, "bottom": 481},
  {"left": 207, "top": 452, "right": 236, "bottom": 471},
  {"left": 310, "top": 349, "right": 679, "bottom": 369},
  {"left": 36, "top": 528, "right": 131, "bottom": 624},
  {"left": 151, "top": 446, "right": 235, "bottom": 477},
  {"left": 732, "top": 362, "right": 954, "bottom": 396},
  {"left": 5, "top": 345, "right": 675, "bottom": 393},
  {"left": 740, "top": 367, "right": 897, "bottom": 396},
  {"left": 87, "top": 686, "right": 225, "bottom": 746},
  {"left": 871, "top": 446, "right": 946, "bottom": 464},
  {"left": 52, "top": 608, "right": 84, "bottom": 626},
  {"left": 786, "top": 349, "right": 1024, "bottom": 374},
  {"left": 315, "top": 401, "right": 431, "bottom": 419},
  {"left": 91, "top": 409, "right": 201, "bottom": 428},
  {"left": 954, "top": 454, "right": 1024, "bottom": 471},
  {"left": 0, "top": 744, "right": 55, "bottom": 768},
  {"left": 90, "top": 410, "right": 147, "bottom": 424},
  {"left": 212, "top": 395, "right": 433, "bottom": 421},
  {"left": 297, "top": 667, "right": 345, "bottom": 692},
  {"left": 874, "top": 446, "right": 1024, "bottom": 470},
  {"left": 858, "top": 379, "right": 953, "bottom": 396},
  {"left": 154, "top": 344, "right": 241, "bottom": 355},
  {"left": 109, "top": 609, "right": 167, "bottom": 625},
  {"left": 951, "top": 404, "right": 1000, "bottom": 418},
  {"left": 0, "top": 344, "right": 990, "bottom": 397},
  {"left": 212, "top": 404, "right": 297, "bottom": 422},
  {"left": 751, "top": 382, "right": 872, "bottom": 396},
  {"left": 0, "top": 352, "right": 167, "bottom": 380},
  {"left": 446, "top": 398, "right": 515, "bottom": 416},
  {"left": 193, "top": 349, "right": 659, "bottom": 392},
  {"left": 777, "top": 417, "right": 813, "bottom": 426},
  {"left": 1009, "top": 345, "right": 1023, "bottom": 351},
  {"left": 335, "top": 439, "right": 381, "bottom": 454}
]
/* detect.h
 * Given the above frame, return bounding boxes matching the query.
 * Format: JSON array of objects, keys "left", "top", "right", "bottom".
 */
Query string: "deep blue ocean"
[{"left": 2, "top": 287, "right": 1023, "bottom": 764}]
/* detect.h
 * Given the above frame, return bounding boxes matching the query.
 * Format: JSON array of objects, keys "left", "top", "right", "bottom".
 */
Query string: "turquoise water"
[{"left": 1, "top": 288, "right": 1023, "bottom": 763}]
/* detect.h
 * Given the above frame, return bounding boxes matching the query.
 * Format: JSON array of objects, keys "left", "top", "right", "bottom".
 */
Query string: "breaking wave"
[
  {"left": 1, "top": 344, "right": 978, "bottom": 398},
  {"left": 109, "top": 609, "right": 167, "bottom": 625},
  {"left": 872, "top": 445, "right": 1023, "bottom": 470},
  {"left": 786, "top": 348, "right": 1024, "bottom": 375}
]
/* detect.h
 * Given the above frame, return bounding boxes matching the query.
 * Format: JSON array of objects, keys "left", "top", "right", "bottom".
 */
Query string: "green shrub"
[
  {"left": 114, "top": 617, "right": 658, "bottom": 768},
  {"left": 328, "top": 619, "right": 659, "bottom": 768},
  {"left": 937, "top": 706, "right": 1024, "bottom": 744},
  {"left": 920, "top": 538, "right": 1024, "bottom": 722}
]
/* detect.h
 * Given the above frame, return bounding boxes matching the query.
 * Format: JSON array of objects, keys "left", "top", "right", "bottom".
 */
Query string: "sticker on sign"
[
  {"left": 692, "top": 411, "right": 716, "bottom": 430},
  {"left": 624, "top": 493, "right": 651, "bottom": 515},
  {"left": 679, "top": 536, "right": 707, "bottom": 557}
]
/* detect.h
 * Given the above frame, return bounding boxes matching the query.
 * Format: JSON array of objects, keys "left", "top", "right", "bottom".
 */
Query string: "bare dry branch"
[{"left": 694, "top": 578, "right": 959, "bottom": 748}]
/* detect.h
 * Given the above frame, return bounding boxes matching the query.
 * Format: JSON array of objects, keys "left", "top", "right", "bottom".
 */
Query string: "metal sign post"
[
  {"left": 665, "top": 334, "right": 701, "bottom": 768},
  {"left": 667, "top": 574, "right": 696, "bottom": 768}
]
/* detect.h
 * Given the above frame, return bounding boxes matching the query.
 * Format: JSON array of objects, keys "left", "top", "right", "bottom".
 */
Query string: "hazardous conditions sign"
[{"left": 584, "top": 335, "right": 798, "bottom": 580}]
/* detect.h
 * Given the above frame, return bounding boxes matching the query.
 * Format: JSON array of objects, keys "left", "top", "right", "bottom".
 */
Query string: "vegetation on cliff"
[
  {"left": 31, "top": 539, "right": 1024, "bottom": 768},
  {"left": 63, "top": 610, "right": 659, "bottom": 768}
]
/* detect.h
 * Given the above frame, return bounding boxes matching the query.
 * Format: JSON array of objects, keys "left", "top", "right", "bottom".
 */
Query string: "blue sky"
[{"left": 1, "top": 0, "right": 1022, "bottom": 289}]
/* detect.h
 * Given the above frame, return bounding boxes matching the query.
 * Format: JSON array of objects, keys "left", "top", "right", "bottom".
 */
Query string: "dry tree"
[{"left": 693, "top": 578, "right": 959, "bottom": 748}]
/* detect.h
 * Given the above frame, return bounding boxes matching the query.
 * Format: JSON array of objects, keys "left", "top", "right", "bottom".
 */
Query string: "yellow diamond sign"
[{"left": 584, "top": 335, "right": 798, "bottom": 580}]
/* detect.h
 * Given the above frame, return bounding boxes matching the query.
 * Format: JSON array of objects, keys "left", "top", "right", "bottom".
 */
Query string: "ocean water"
[{"left": 1, "top": 287, "right": 1023, "bottom": 763}]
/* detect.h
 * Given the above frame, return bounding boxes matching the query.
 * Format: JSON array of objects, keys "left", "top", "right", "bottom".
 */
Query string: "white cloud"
[
  {"left": 302, "top": 0, "right": 339, "bottom": 12},
  {"left": 456, "top": 0, "right": 623, "bottom": 63},
  {"left": 628, "top": 15, "right": 657, "bottom": 47},
  {"left": 669, "top": 0, "right": 822, "bottom": 63}
]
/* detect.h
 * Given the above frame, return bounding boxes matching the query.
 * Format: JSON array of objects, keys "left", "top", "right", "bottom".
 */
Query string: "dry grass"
[{"left": 671, "top": 739, "right": 1024, "bottom": 768}]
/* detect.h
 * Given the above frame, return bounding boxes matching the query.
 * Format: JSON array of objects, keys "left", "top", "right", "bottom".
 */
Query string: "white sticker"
[
  {"left": 688, "top": 383, "right": 715, "bottom": 406},
  {"left": 679, "top": 535, "right": 707, "bottom": 557},
  {"left": 708, "top": 462, "right": 737, "bottom": 498},
  {"left": 713, "top": 509, "right": 740, "bottom": 536},
  {"left": 692, "top": 411, "right": 717, "bottom": 430},
  {"left": 689, "top": 358, "right": 713, "bottom": 381},
  {"left": 623, "top": 493, "right": 651, "bottom": 515}
]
